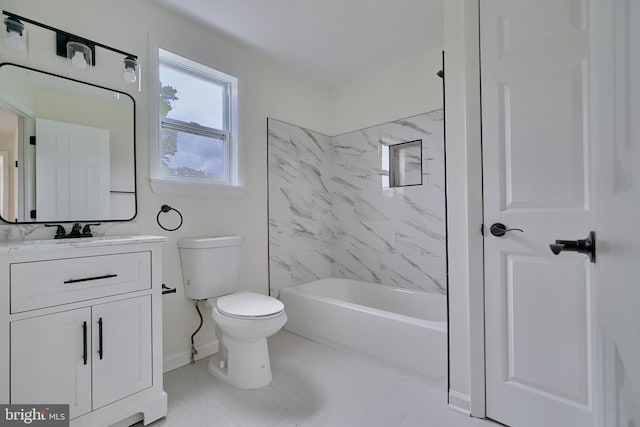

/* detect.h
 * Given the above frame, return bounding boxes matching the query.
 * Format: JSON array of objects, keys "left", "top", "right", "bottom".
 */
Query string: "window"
[{"left": 151, "top": 48, "right": 242, "bottom": 195}]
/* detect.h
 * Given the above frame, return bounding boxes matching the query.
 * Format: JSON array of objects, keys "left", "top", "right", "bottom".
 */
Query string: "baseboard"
[
  {"left": 448, "top": 390, "right": 472, "bottom": 416},
  {"left": 163, "top": 340, "right": 218, "bottom": 372},
  {"left": 110, "top": 413, "right": 142, "bottom": 427}
]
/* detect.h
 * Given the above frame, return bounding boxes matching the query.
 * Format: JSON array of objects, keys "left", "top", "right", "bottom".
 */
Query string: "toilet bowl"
[
  {"left": 208, "top": 292, "right": 287, "bottom": 389},
  {"left": 178, "top": 237, "right": 287, "bottom": 389}
]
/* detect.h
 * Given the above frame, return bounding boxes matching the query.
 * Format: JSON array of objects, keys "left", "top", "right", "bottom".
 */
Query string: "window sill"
[{"left": 150, "top": 179, "right": 246, "bottom": 198}]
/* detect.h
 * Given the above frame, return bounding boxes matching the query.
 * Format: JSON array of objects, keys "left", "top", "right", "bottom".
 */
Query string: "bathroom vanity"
[{"left": 0, "top": 236, "right": 168, "bottom": 426}]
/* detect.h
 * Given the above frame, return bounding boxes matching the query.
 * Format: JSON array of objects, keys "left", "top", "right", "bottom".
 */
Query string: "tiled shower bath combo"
[
  {"left": 268, "top": 110, "right": 446, "bottom": 296},
  {"left": 267, "top": 111, "right": 447, "bottom": 385}
]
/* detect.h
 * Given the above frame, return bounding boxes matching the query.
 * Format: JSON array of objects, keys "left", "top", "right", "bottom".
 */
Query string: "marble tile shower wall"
[
  {"left": 268, "top": 119, "right": 335, "bottom": 295},
  {"left": 268, "top": 110, "right": 446, "bottom": 296}
]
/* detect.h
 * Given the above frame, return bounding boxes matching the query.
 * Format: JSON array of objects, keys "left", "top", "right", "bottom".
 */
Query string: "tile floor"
[{"left": 146, "top": 331, "right": 496, "bottom": 427}]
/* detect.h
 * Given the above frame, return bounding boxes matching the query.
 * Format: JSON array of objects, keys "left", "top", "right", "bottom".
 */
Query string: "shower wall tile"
[
  {"left": 384, "top": 254, "right": 446, "bottom": 294},
  {"left": 291, "top": 250, "right": 334, "bottom": 285},
  {"left": 395, "top": 220, "right": 446, "bottom": 257},
  {"left": 330, "top": 192, "right": 356, "bottom": 221},
  {"left": 268, "top": 119, "right": 334, "bottom": 293},
  {"left": 269, "top": 253, "right": 292, "bottom": 297},
  {"left": 352, "top": 191, "right": 392, "bottom": 221},
  {"left": 335, "top": 219, "right": 396, "bottom": 255},
  {"left": 267, "top": 121, "right": 301, "bottom": 190},
  {"left": 331, "top": 111, "right": 446, "bottom": 294},
  {"left": 333, "top": 248, "right": 383, "bottom": 284},
  {"left": 268, "top": 110, "right": 446, "bottom": 296}
]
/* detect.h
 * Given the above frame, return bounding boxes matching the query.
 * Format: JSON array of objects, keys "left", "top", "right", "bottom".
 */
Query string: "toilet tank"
[{"left": 178, "top": 236, "right": 243, "bottom": 300}]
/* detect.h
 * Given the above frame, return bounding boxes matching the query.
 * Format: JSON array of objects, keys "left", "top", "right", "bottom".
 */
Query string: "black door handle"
[
  {"left": 490, "top": 223, "right": 524, "bottom": 237},
  {"left": 549, "top": 231, "right": 596, "bottom": 263}
]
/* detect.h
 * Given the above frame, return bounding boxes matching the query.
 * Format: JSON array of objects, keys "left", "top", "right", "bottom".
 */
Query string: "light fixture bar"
[{"left": 2, "top": 10, "right": 137, "bottom": 60}]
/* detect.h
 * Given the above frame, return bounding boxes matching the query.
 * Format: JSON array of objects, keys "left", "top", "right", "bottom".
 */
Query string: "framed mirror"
[{"left": 0, "top": 63, "right": 136, "bottom": 223}]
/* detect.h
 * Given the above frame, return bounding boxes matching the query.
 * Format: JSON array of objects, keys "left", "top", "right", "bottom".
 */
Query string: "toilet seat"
[{"left": 216, "top": 292, "right": 284, "bottom": 319}]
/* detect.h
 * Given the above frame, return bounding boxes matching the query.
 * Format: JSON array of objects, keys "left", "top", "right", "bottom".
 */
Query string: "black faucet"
[
  {"left": 69, "top": 223, "right": 82, "bottom": 236},
  {"left": 45, "top": 224, "right": 66, "bottom": 239},
  {"left": 45, "top": 223, "right": 100, "bottom": 239},
  {"left": 82, "top": 223, "right": 100, "bottom": 236}
]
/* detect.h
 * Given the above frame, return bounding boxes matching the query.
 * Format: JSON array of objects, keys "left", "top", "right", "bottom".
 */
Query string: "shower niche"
[{"left": 383, "top": 139, "right": 423, "bottom": 188}]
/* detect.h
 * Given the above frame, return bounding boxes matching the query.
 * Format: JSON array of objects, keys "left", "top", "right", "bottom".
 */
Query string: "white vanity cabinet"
[{"left": 0, "top": 236, "right": 168, "bottom": 427}]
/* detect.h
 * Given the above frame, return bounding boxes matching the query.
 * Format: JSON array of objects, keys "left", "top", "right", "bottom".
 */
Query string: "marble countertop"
[{"left": 0, "top": 235, "right": 168, "bottom": 254}]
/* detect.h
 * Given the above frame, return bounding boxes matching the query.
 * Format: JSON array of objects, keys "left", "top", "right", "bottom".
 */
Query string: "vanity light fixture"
[
  {"left": 123, "top": 56, "right": 138, "bottom": 83},
  {"left": 67, "top": 41, "right": 91, "bottom": 70},
  {"left": 2, "top": 15, "right": 27, "bottom": 52},
  {"left": 2, "top": 10, "right": 139, "bottom": 90}
]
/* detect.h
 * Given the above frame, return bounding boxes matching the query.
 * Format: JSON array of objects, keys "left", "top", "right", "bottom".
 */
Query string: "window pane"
[
  {"left": 159, "top": 63, "right": 226, "bottom": 130},
  {"left": 160, "top": 128, "right": 226, "bottom": 182}
]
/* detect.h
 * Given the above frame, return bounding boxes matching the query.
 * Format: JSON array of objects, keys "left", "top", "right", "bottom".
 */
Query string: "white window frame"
[{"left": 149, "top": 42, "right": 244, "bottom": 197}]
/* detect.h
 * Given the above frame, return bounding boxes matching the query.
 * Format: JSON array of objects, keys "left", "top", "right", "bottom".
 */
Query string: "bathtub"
[{"left": 278, "top": 277, "right": 447, "bottom": 388}]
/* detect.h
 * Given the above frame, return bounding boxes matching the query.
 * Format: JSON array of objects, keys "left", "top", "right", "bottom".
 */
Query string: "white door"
[
  {"left": 10, "top": 308, "right": 92, "bottom": 419},
  {"left": 591, "top": 1, "right": 640, "bottom": 425},
  {"left": 91, "top": 296, "right": 152, "bottom": 409},
  {"left": 35, "top": 118, "right": 110, "bottom": 221},
  {"left": 481, "top": 1, "right": 594, "bottom": 426}
]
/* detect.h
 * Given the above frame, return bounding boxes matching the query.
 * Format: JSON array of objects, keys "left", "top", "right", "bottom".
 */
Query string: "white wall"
[
  {"left": 329, "top": 49, "right": 443, "bottom": 135},
  {"left": 0, "top": 0, "right": 332, "bottom": 368}
]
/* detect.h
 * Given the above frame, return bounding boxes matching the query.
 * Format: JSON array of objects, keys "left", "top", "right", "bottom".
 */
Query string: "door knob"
[
  {"left": 490, "top": 223, "right": 524, "bottom": 237},
  {"left": 549, "top": 231, "right": 596, "bottom": 263}
]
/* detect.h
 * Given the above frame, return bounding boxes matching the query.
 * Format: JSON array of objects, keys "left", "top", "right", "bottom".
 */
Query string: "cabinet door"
[
  {"left": 91, "top": 296, "right": 152, "bottom": 409},
  {"left": 11, "top": 308, "right": 92, "bottom": 419}
]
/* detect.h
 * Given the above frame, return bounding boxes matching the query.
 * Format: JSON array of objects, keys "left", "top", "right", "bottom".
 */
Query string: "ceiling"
[{"left": 153, "top": 0, "right": 443, "bottom": 87}]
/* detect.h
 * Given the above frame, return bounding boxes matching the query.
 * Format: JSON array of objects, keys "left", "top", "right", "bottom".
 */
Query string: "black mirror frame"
[{"left": 0, "top": 62, "right": 137, "bottom": 224}]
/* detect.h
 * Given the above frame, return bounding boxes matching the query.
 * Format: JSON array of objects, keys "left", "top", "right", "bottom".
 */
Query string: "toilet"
[{"left": 178, "top": 236, "right": 287, "bottom": 389}]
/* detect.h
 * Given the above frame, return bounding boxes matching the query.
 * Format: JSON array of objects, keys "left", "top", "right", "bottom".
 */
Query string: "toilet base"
[{"left": 208, "top": 337, "right": 273, "bottom": 389}]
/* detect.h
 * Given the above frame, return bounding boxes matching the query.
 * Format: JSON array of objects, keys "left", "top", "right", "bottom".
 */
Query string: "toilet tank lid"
[{"left": 178, "top": 236, "right": 244, "bottom": 249}]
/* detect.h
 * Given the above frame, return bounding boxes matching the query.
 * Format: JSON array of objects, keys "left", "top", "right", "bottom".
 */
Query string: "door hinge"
[
  {"left": 30, "top": 210, "right": 36, "bottom": 219},
  {"left": 29, "top": 136, "right": 36, "bottom": 145},
  {"left": 480, "top": 223, "right": 484, "bottom": 235},
  {"left": 14, "top": 160, "right": 18, "bottom": 168}
]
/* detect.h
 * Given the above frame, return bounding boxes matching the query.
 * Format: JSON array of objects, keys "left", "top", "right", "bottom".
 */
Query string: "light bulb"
[
  {"left": 3, "top": 18, "right": 26, "bottom": 52},
  {"left": 71, "top": 50, "right": 87, "bottom": 69},
  {"left": 5, "top": 30, "right": 25, "bottom": 51},
  {"left": 123, "top": 67, "right": 137, "bottom": 83},
  {"left": 123, "top": 57, "right": 138, "bottom": 84}
]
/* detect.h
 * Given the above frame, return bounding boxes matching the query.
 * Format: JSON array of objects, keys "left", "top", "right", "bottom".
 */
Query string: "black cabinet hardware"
[
  {"left": 82, "top": 321, "right": 88, "bottom": 365},
  {"left": 64, "top": 274, "right": 117, "bottom": 284},
  {"left": 98, "top": 318, "right": 103, "bottom": 360},
  {"left": 162, "top": 284, "right": 177, "bottom": 295}
]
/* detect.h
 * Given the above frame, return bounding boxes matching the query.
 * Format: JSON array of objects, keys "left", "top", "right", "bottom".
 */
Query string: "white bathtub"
[{"left": 278, "top": 277, "right": 447, "bottom": 388}]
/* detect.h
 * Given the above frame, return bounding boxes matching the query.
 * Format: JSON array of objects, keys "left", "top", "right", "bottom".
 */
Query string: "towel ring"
[{"left": 156, "top": 204, "right": 183, "bottom": 232}]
